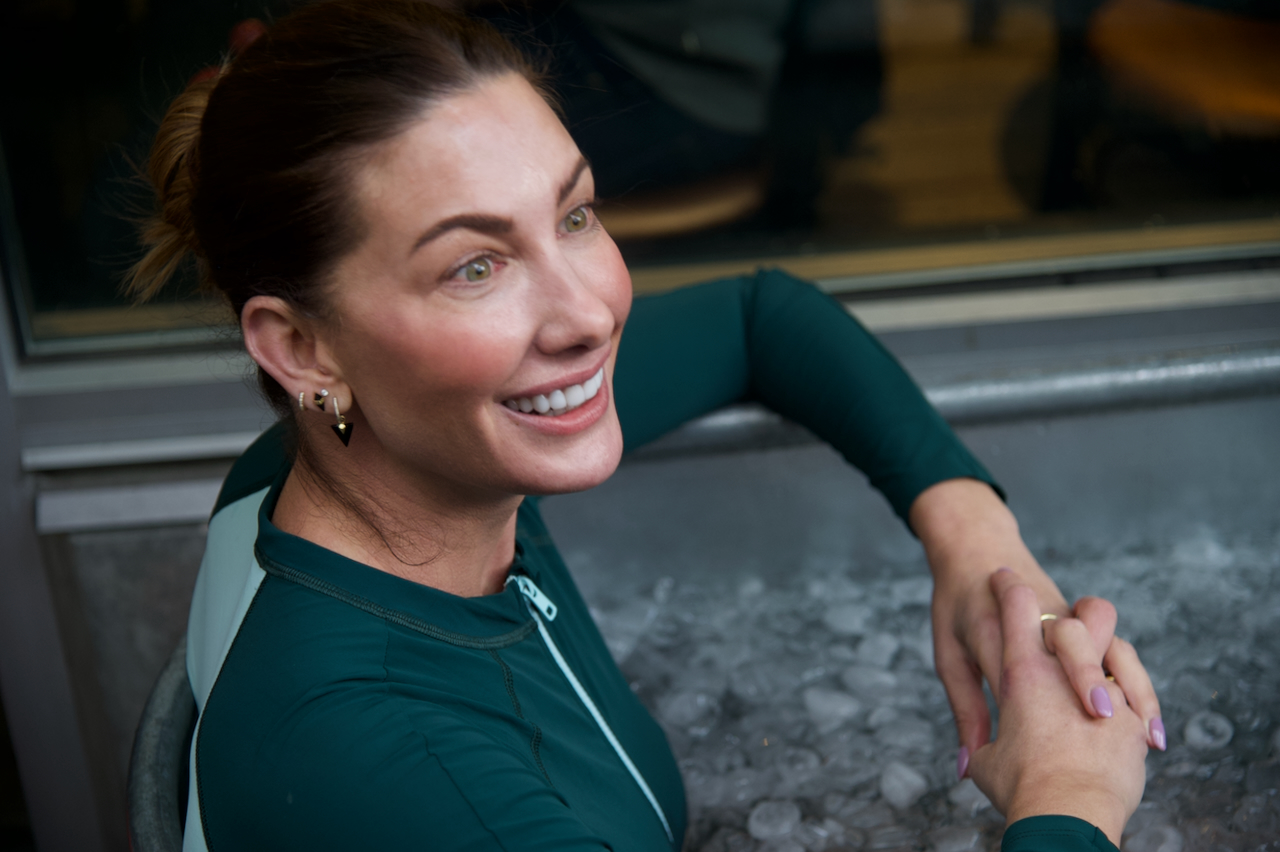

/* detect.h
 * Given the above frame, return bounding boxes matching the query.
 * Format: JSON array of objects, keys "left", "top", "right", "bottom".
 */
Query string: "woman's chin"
[{"left": 521, "top": 429, "right": 624, "bottom": 496}]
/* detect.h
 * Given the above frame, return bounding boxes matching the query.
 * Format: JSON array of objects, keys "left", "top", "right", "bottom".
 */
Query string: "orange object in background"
[{"left": 1089, "top": 0, "right": 1280, "bottom": 137}]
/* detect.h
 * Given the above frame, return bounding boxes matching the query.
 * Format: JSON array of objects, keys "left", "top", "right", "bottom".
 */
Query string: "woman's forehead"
[{"left": 356, "top": 74, "right": 583, "bottom": 217}]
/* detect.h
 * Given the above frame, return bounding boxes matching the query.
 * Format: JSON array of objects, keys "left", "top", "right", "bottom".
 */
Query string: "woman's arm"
[
  {"left": 616, "top": 270, "right": 994, "bottom": 514},
  {"left": 615, "top": 271, "right": 1161, "bottom": 760},
  {"left": 969, "top": 569, "right": 1149, "bottom": 849}
]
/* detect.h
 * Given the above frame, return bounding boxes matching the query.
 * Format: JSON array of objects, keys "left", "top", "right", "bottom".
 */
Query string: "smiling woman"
[
  {"left": 129, "top": 2, "right": 1158, "bottom": 851},
  {"left": 241, "top": 75, "right": 631, "bottom": 596}
]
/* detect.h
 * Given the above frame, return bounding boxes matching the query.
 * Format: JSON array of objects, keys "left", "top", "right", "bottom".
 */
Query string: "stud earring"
[
  {"left": 331, "top": 397, "right": 353, "bottom": 446},
  {"left": 313, "top": 389, "right": 330, "bottom": 411}
]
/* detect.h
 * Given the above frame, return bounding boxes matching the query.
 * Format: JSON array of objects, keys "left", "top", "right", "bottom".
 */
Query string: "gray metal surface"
[
  {"left": 924, "top": 343, "right": 1280, "bottom": 422},
  {"left": 0, "top": 306, "right": 109, "bottom": 852},
  {"left": 633, "top": 343, "right": 1280, "bottom": 459}
]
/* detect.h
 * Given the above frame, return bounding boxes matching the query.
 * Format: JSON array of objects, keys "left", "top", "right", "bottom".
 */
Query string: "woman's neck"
[{"left": 271, "top": 443, "right": 523, "bottom": 599}]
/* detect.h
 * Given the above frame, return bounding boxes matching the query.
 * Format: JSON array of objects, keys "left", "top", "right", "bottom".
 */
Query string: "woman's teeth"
[{"left": 504, "top": 368, "right": 605, "bottom": 416}]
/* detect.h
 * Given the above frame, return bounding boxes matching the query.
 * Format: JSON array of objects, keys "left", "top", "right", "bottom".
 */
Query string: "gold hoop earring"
[
  {"left": 331, "top": 397, "right": 352, "bottom": 446},
  {"left": 298, "top": 391, "right": 306, "bottom": 412}
]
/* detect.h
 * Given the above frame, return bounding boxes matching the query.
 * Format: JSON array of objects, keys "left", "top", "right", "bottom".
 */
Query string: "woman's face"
[{"left": 323, "top": 73, "right": 631, "bottom": 503}]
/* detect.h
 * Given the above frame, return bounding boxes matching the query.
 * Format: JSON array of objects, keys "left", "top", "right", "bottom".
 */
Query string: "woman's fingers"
[
  {"left": 1105, "top": 636, "right": 1166, "bottom": 750},
  {"left": 1071, "top": 596, "right": 1117, "bottom": 658},
  {"left": 1064, "top": 596, "right": 1118, "bottom": 720},
  {"left": 1041, "top": 615, "right": 1114, "bottom": 718},
  {"left": 932, "top": 571, "right": 1005, "bottom": 770},
  {"left": 1040, "top": 595, "right": 1165, "bottom": 747},
  {"left": 934, "top": 640, "right": 990, "bottom": 777},
  {"left": 971, "top": 571, "right": 1149, "bottom": 844},
  {"left": 989, "top": 570, "right": 1047, "bottom": 670}
]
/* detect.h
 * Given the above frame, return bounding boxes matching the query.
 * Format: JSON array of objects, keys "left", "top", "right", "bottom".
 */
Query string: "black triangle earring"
[{"left": 331, "top": 397, "right": 353, "bottom": 447}]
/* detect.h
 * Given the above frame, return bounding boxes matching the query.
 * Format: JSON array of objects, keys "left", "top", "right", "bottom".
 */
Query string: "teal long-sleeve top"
[{"left": 182, "top": 270, "right": 1113, "bottom": 852}]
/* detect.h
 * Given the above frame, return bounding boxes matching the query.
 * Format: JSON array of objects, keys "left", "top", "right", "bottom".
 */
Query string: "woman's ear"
[{"left": 241, "top": 296, "right": 347, "bottom": 402}]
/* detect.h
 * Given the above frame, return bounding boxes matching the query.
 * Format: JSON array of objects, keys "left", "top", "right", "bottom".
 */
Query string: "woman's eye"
[
  {"left": 564, "top": 206, "right": 589, "bottom": 233},
  {"left": 462, "top": 257, "right": 492, "bottom": 282}
]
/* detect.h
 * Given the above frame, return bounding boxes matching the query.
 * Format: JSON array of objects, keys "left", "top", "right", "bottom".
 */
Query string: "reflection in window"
[
  {"left": 2, "top": 0, "right": 1278, "bottom": 352},
  {"left": 0, "top": 0, "right": 287, "bottom": 353}
]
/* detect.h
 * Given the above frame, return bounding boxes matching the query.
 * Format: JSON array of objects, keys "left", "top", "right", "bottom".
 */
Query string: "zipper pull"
[{"left": 511, "top": 575, "right": 558, "bottom": 621}]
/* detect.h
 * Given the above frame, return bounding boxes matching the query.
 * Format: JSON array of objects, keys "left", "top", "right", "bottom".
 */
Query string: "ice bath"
[{"left": 542, "top": 388, "right": 1280, "bottom": 852}]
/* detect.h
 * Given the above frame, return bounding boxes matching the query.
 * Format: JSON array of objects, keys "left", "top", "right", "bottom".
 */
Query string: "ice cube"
[
  {"left": 1122, "top": 825, "right": 1183, "bottom": 852},
  {"left": 874, "top": 715, "right": 936, "bottom": 752},
  {"left": 775, "top": 746, "right": 824, "bottom": 797},
  {"left": 748, "top": 800, "right": 802, "bottom": 840},
  {"left": 840, "top": 665, "right": 898, "bottom": 698},
  {"left": 867, "top": 824, "right": 918, "bottom": 849},
  {"left": 928, "top": 826, "right": 981, "bottom": 852},
  {"left": 823, "top": 603, "right": 872, "bottom": 636},
  {"left": 1183, "top": 711, "right": 1233, "bottom": 750},
  {"left": 856, "top": 633, "right": 901, "bottom": 669},
  {"left": 659, "top": 690, "right": 719, "bottom": 729},
  {"left": 947, "top": 779, "right": 991, "bottom": 816},
  {"left": 879, "top": 761, "right": 929, "bottom": 809},
  {"left": 803, "top": 687, "right": 862, "bottom": 734},
  {"left": 866, "top": 705, "right": 900, "bottom": 729}
]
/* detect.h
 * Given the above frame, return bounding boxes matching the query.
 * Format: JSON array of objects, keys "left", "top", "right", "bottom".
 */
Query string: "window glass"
[
  {"left": 0, "top": 0, "right": 288, "bottom": 356},
  {"left": 3, "top": 0, "right": 1278, "bottom": 355}
]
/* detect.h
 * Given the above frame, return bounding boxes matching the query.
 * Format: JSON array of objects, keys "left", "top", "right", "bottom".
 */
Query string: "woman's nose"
[{"left": 532, "top": 259, "right": 622, "bottom": 356}]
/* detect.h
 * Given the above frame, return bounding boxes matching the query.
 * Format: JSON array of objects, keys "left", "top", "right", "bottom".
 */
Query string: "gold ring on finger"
[{"left": 1039, "top": 613, "right": 1058, "bottom": 647}]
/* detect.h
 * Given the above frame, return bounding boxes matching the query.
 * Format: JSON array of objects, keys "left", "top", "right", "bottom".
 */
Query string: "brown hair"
[{"left": 130, "top": 0, "right": 540, "bottom": 418}]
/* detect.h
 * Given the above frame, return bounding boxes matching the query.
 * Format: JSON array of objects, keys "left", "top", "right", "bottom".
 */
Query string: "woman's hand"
[
  {"left": 909, "top": 479, "right": 1164, "bottom": 772},
  {"left": 967, "top": 569, "right": 1149, "bottom": 846}
]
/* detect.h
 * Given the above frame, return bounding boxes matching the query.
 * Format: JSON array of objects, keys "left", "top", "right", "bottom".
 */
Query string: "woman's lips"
[
  {"left": 503, "top": 367, "right": 605, "bottom": 416},
  {"left": 500, "top": 368, "right": 611, "bottom": 436}
]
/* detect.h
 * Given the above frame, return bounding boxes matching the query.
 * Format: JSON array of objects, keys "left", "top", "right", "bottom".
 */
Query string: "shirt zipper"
[{"left": 508, "top": 575, "right": 674, "bottom": 844}]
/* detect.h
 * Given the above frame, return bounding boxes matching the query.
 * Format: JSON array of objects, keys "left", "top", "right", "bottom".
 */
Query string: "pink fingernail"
[
  {"left": 994, "top": 567, "right": 1013, "bottom": 575},
  {"left": 1090, "top": 686, "right": 1114, "bottom": 718},
  {"left": 956, "top": 746, "right": 970, "bottom": 780},
  {"left": 1150, "top": 717, "right": 1167, "bottom": 751}
]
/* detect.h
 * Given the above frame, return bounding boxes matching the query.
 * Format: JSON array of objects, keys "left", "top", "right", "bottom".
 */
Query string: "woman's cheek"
[{"left": 412, "top": 300, "right": 533, "bottom": 382}]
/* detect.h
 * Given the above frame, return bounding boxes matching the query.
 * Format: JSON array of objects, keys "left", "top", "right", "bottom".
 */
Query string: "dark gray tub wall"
[{"left": 40, "top": 520, "right": 207, "bottom": 838}]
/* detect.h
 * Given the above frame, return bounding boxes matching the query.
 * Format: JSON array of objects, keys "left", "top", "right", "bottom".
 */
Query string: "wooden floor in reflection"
[{"left": 822, "top": 0, "right": 1056, "bottom": 233}]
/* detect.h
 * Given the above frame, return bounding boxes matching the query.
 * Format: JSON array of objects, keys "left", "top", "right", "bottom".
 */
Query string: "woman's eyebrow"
[
  {"left": 412, "top": 214, "right": 513, "bottom": 254},
  {"left": 558, "top": 156, "right": 591, "bottom": 206},
  {"left": 410, "top": 157, "right": 590, "bottom": 255}
]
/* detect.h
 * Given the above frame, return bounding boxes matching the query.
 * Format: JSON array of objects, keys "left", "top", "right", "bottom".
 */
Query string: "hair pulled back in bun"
[{"left": 130, "top": 0, "right": 540, "bottom": 417}]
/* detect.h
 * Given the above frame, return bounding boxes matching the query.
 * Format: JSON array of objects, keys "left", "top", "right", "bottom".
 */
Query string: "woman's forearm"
[{"left": 910, "top": 478, "right": 1055, "bottom": 600}]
